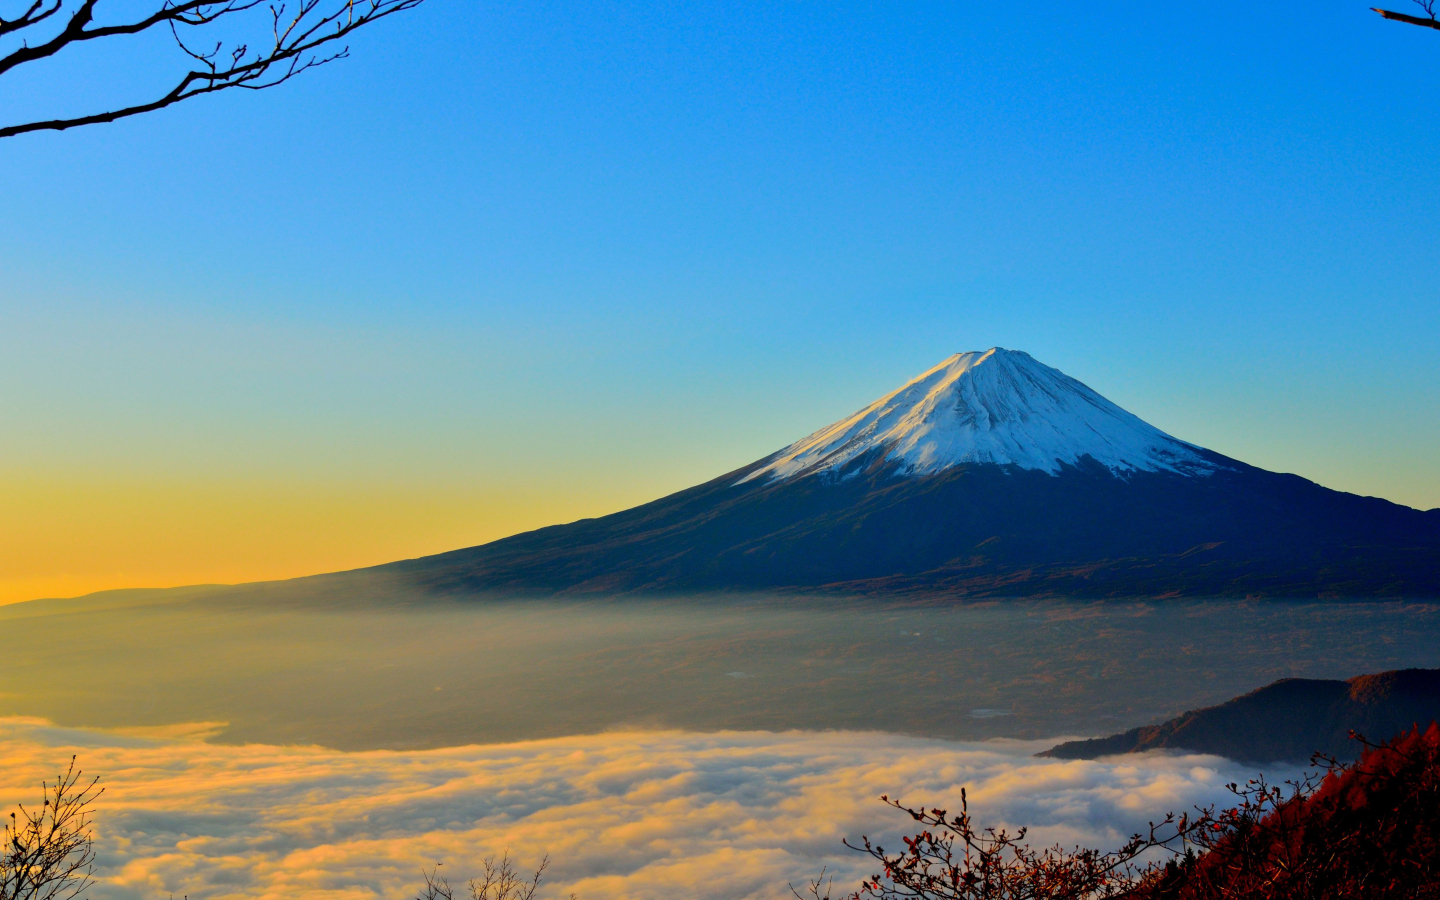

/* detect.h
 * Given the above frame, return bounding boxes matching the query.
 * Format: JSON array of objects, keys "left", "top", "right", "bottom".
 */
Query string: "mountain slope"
[
  {"left": 744, "top": 348, "right": 1213, "bottom": 482},
  {"left": 1040, "top": 669, "right": 1440, "bottom": 762},
  {"left": 378, "top": 349, "right": 1440, "bottom": 599}
]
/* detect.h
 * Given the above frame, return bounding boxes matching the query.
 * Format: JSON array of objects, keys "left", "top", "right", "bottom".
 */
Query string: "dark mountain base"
[
  {"left": 376, "top": 452, "right": 1440, "bottom": 599},
  {"left": 1041, "top": 668, "right": 1440, "bottom": 762}
]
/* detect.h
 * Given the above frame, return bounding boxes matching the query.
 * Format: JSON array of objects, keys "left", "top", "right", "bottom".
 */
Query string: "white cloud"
[{"left": 0, "top": 719, "right": 1298, "bottom": 900}]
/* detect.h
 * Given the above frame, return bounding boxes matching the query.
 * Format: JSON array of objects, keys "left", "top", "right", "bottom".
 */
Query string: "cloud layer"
[{"left": 0, "top": 719, "right": 1297, "bottom": 900}]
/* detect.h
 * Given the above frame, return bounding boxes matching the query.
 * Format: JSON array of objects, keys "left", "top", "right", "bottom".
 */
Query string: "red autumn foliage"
[
  {"left": 1132, "top": 722, "right": 1440, "bottom": 900},
  {"left": 806, "top": 724, "right": 1440, "bottom": 900}
]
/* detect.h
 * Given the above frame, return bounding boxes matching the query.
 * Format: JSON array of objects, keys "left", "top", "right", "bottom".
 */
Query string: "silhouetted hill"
[
  {"left": 1129, "top": 723, "right": 1440, "bottom": 900},
  {"left": 1041, "top": 668, "right": 1440, "bottom": 762}
]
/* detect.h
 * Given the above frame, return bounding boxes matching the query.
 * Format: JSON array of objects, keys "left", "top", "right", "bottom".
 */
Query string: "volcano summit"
[
  {"left": 742, "top": 348, "right": 1214, "bottom": 482},
  {"left": 382, "top": 349, "right": 1440, "bottom": 599}
]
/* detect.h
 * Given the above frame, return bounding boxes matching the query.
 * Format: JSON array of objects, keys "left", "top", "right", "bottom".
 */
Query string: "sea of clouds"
[{"left": 0, "top": 718, "right": 1302, "bottom": 900}]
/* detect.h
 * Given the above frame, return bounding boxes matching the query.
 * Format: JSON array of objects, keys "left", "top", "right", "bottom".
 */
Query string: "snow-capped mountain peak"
[{"left": 740, "top": 348, "right": 1215, "bottom": 484}]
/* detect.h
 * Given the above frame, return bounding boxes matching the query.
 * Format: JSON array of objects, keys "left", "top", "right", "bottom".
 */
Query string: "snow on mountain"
[{"left": 740, "top": 348, "right": 1216, "bottom": 484}]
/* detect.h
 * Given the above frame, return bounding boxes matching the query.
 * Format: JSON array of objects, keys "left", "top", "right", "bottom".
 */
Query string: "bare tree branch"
[
  {"left": 414, "top": 855, "right": 573, "bottom": 900},
  {"left": 0, "top": 757, "right": 102, "bottom": 900},
  {"left": 0, "top": 0, "right": 63, "bottom": 40},
  {"left": 1373, "top": 0, "right": 1440, "bottom": 30},
  {"left": 0, "top": 0, "right": 425, "bottom": 139},
  {"left": 813, "top": 788, "right": 1207, "bottom": 900}
]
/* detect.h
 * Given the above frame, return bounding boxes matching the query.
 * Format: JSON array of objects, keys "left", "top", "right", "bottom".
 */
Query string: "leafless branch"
[
  {"left": 413, "top": 854, "right": 571, "bottom": 900},
  {"left": 809, "top": 788, "right": 1208, "bottom": 900},
  {"left": 0, "top": 0, "right": 425, "bottom": 138},
  {"left": 415, "top": 866, "right": 454, "bottom": 900},
  {"left": 468, "top": 852, "right": 549, "bottom": 900},
  {"left": 0, "top": 0, "right": 63, "bottom": 39},
  {"left": 1373, "top": 0, "right": 1440, "bottom": 30},
  {"left": 0, "top": 757, "right": 102, "bottom": 900}
]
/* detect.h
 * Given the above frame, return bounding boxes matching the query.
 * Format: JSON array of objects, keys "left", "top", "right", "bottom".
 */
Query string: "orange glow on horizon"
[{"left": 0, "top": 474, "right": 642, "bottom": 606}]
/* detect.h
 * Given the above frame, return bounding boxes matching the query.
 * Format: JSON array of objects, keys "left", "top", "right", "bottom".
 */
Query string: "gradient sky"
[{"left": 2, "top": 1, "right": 1438, "bottom": 603}]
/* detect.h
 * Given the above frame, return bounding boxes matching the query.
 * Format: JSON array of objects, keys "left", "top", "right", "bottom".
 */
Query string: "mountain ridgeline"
[
  {"left": 382, "top": 349, "right": 1440, "bottom": 599},
  {"left": 1041, "top": 668, "right": 1440, "bottom": 762}
]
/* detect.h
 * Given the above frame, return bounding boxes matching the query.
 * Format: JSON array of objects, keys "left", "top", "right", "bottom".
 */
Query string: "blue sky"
[{"left": 2, "top": 0, "right": 1437, "bottom": 598}]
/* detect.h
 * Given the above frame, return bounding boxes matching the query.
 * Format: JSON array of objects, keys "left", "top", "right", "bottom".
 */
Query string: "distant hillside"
[{"left": 1041, "top": 668, "right": 1440, "bottom": 762}]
